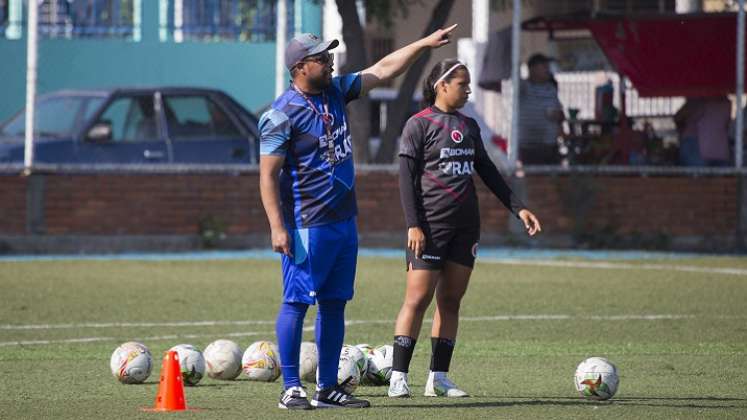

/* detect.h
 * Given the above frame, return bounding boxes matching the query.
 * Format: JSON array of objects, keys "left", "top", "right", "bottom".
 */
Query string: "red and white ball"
[{"left": 110, "top": 341, "right": 152, "bottom": 384}]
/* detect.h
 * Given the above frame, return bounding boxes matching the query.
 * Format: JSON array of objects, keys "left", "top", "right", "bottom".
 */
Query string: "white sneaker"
[
  {"left": 387, "top": 371, "right": 411, "bottom": 398},
  {"left": 424, "top": 371, "right": 468, "bottom": 397}
]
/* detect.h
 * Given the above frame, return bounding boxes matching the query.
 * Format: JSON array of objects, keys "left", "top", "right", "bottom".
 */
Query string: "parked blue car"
[{"left": 0, "top": 87, "right": 259, "bottom": 164}]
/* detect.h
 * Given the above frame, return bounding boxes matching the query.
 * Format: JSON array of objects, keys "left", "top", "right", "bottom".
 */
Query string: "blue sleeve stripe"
[
  {"left": 346, "top": 72, "right": 362, "bottom": 101},
  {"left": 333, "top": 73, "right": 362, "bottom": 103},
  {"left": 259, "top": 109, "right": 291, "bottom": 156}
]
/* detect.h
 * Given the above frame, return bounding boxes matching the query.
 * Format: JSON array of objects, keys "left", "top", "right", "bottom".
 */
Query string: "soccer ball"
[
  {"left": 366, "top": 344, "right": 393, "bottom": 385},
  {"left": 341, "top": 344, "right": 368, "bottom": 377},
  {"left": 356, "top": 343, "right": 375, "bottom": 356},
  {"left": 337, "top": 354, "right": 361, "bottom": 394},
  {"left": 242, "top": 341, "right": 281, "bottom": 382},
  {"left": 204, "top": 339, "right": 242, "bottom": 380},
  {"left": 355, "top": 344, "right": 376, "bottom": 385},
  {"left": 169, "top": 344, "right": 206, "bottom": 386},
  {"left": 110, "top": 341, "right": 152, "bottom": 384},
  {"left": 574, "top": 357, "right": 619, "bottom": 400},
  {"left": 299, "top": 342, "right": 318, "bottom": 383}
]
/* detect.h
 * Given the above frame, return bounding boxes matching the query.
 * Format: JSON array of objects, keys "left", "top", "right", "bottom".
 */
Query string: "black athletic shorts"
[{"left": 406, "top": 224, "right": 480, "bottom": 270}]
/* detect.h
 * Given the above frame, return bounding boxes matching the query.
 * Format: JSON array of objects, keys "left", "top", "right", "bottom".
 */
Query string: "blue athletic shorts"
[{"left": 281, "top": 217, "right": 358, "bottom": 305}]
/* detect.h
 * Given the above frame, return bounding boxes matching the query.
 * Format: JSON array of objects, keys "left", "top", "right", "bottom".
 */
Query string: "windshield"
[{"left": 0, "top": 95, "right": 105, "bottom": 140}]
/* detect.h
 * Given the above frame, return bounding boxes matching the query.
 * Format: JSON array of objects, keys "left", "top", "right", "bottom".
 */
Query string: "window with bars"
[
  {"left": 36, "top": 0, "right": 135, "bottom": 39},
  {"left": 369, "top": 37, "right": 393, "bottom": 86},
  {"left": 172, "top": 0, "right": 286, "bottom": 42}
]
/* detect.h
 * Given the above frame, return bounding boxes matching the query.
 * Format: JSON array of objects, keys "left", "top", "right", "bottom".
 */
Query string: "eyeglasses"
[{"left": 302, "top": 52, "right": 332, "bottom": 66}]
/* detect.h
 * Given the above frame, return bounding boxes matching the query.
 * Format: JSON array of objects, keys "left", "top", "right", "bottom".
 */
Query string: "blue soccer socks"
[
  {"left": 315, "top": 299, "right": 346, "bottom": 389},
  {"left": 276, "top": 302, "right": 309, "bottom": 389}
]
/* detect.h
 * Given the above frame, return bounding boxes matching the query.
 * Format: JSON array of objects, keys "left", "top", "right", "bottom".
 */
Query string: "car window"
[
  {"left": 81, "top": 97, "right": 106, "bottom": 123},
  {"left": 1, "top": 96, "right": 94, "bottom": 140},
  {"left": 163, "top": 95, "right": 243, "bottom": 141},
  {"left": 95, "top": 96, "right": 157, "bottom": 142}
]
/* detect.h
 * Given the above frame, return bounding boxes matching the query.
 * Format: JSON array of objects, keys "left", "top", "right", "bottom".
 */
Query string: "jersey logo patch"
[{"left": 450, "top": 129, "right": 464, "bottom": 143}]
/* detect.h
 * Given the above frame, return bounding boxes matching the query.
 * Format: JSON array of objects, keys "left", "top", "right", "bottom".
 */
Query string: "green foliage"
[
  {"left": 364, "top": 0, "right": 421, "bottom": 27},
  {"left": 198, "top": 215, "right": 228, "bottom": 248}
]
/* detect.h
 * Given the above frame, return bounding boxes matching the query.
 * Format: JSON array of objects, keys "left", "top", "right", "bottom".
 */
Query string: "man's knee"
[{"left": 318, "top": 299, "right": 346, "bottom": 316}]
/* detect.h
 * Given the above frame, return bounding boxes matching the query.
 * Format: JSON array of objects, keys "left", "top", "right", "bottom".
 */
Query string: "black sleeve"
[
  {"left": 398, "top": 117, "right": 425, "bottom": 159},
  {"left": 399, "top": 156, "right": 421, "bottom": 228},
  {"left": 472, "top": 122, "right": 526, "bottom": 217},
  {"left": 398, "top": 117, "right": 425, "bottom": 228}
]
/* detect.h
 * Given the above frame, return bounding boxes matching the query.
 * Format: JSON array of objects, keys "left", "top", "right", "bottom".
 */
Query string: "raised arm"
[{"left": 359, "top": 24, "right": 458, "bottom": 96}]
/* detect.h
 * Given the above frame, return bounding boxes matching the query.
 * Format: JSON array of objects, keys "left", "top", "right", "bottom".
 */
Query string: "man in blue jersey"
[{"left": 259, "top": 26, "right": 458, "bottom": 410}]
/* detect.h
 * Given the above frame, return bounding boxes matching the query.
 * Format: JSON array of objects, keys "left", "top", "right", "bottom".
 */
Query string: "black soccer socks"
[
  {"left": 392, "top": 335, "right": 417, "bottom": 373},
  {"left": 430, "top": 337, "right": 456, "bottom": 372}
]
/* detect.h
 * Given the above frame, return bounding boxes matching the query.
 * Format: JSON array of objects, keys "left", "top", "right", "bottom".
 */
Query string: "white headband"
[{"left": 433, "top": 61, "right": 466, "bottom": 90}]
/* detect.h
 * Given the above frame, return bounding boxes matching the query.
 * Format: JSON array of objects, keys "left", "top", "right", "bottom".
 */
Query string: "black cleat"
[
  {"left": 311, "top": 378, "right": 371, "bottom": 409},
  {"left": 278, "top": 386, "right": 313, "bottom": 410}
]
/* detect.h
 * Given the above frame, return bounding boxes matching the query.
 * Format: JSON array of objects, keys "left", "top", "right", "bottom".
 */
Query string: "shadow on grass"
[
  {"left": 380, "top": 396, "right": 747, "bottom": 411},
  {"left": 615, "top": 396, "right": 747, "bottom": 402},
  {"left": 186, "top": 384, "right": 235, "bottom": 388},
  {"left": 383, "top": 400, "right": 592, "bottom": 410},
  {"left": 499, "top": 395, "right": 747, "bottom": 402}
]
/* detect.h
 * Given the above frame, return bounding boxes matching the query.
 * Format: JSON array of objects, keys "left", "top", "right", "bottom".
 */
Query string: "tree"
[
  {"left": 335, "top": 0, "right": 372, "bottom": 163},
  {"left": 374, "top": 0, "right": 455, "bottom": 162},
  {"left": 334, "top": 0, "right": 455, "bottom": 163}
]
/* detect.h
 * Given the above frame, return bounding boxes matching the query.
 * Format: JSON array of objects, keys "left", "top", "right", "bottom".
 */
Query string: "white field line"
[
  {"left": 0, "top": 320, "right": 276, "bottom": 331},
  {"left": 0, "top": 331, "right": 266, "bottom": 348},
  {"left": 0, "top": 314, "right": 719, "bottom": 334},
  {"left": 481, "top": 258, "right": 747, "bottom": 276},
  {"left": 1, "top": 313, "right": 742, "bottom": 348}
]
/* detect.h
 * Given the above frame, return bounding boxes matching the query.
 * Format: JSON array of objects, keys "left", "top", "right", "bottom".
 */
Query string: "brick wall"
[
  {"left": 0, "top": 175, "right": 26, "bottom": 234},
  {"left": 517, "top": 175, "right": 738, "bottom": 237},
  {"left": 41, "top": 174, "right": 265, "bottom": 235},
  {"left": 0, "top": 169, "right": 742, "bottom": 251}
]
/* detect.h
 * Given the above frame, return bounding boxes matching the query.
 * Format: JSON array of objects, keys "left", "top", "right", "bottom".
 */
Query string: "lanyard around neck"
[{"left": 292, "top": 84, "right": 337, "bottom": 165}]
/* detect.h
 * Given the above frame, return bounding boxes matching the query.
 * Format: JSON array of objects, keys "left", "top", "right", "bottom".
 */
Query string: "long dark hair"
[{"left": 422, "top": 58, "right": 467, "bottom": 108}]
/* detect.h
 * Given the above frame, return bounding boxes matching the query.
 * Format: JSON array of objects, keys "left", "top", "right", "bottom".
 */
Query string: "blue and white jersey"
[{"left": 259, "top": 73, "right": 362, "bottom": 229}]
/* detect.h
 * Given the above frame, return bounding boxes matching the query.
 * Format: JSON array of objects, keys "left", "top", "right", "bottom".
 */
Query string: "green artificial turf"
[{"left": 1, "top": 256, "right": 745, "bottom": 419}]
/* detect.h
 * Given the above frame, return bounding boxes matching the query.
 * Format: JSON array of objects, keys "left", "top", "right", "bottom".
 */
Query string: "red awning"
[{"left": 524, "top": 13, "right": 743, "bottom": 98}]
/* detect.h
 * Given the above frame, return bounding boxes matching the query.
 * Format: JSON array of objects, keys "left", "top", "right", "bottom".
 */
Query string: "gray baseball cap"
[{"left": 285, "top": 33, "right": 339, "bottom": 70}]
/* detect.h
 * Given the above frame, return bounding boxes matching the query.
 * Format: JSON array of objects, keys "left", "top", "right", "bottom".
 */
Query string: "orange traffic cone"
[{"left": 151, "top": 350, "right": 187, "bottom": 411}]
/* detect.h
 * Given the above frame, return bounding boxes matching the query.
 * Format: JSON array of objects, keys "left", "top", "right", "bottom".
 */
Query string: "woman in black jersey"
[{"left": 387, "top": 59, "right": 541, "bottom": 398}]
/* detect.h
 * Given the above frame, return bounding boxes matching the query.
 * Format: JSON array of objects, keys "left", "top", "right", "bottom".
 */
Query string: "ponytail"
[{"left": 421, "top": 58, "right": 466, "bottom": 108}]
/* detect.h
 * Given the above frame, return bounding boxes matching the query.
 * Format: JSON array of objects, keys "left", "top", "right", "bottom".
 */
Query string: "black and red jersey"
[{"left": 399, "top": 106, "right": 524, "bottom": 228}]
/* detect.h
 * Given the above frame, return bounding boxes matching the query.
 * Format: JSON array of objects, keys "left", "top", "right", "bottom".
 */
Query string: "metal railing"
[
  {"left": 35, "top": 0, "right": 135, "bottom": 39},
  {"left": 491, "top": 71, "right": 685, "bottom": 144},
  {"left": 1, "top": 0, "right": 287, "bottom": 42},
  {"left": 554, "top": 72, "right": 685, "bottom": 120},
  {"left": 170, "top": 0, "right": 283, "bottom": 42}
]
